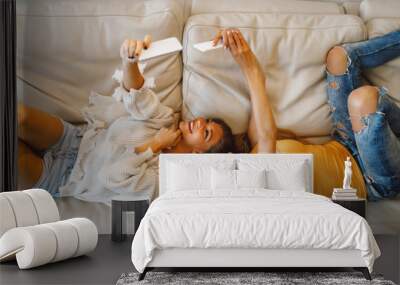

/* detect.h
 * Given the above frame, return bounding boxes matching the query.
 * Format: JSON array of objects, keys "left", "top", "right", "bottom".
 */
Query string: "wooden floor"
[{"left": 0, "top": 234, "right": 398, "bottom": 285}]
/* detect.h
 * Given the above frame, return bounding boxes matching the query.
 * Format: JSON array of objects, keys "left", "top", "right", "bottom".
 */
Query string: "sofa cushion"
[
  {"left": 360, "top": 0, "right": 400, "bottom": 22},
  {"left": 17, "top": 0, "right": 184, "bottom": 123},
  {"left": 298, "top": 0, "right": 361, "bottom": 15},
  {"left": 182, "top": 13, "right": 366, "bottom": 138},
  {"left": 363, "top": 19, "right": 400, "bottom": 105},
  {"left": 176, "top": 0, "right": 193, "bottom": 21},
  {"left": 190, "top": 0, "right": 344, "bottom": 15},
  {"left": 342, "top": 1, "right": 362, "bottom": 15}
]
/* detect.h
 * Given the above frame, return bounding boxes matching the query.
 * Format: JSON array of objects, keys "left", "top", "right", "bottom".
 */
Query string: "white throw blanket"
[
  {"left": 131, "top": 190, "right": 380, "bottom": 272},
  {"left": 59, "top": 70, "right": 176, "bottom": 204}
]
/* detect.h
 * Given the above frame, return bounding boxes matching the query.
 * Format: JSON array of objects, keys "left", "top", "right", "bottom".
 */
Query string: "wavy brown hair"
[{"left": 205, "top": 118, "right": 235, "bottom": 153}]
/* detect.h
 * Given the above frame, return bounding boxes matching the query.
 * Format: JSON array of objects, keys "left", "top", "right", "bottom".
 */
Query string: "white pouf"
[
  {"left": 0, "top": 189, "right": 98, "bottom": 269},
  {"left": 0, "top": 218, "right": 98, "bottom": 269},
  {"left": 0, "top": 189, "right": 59, "bottom": 236}
]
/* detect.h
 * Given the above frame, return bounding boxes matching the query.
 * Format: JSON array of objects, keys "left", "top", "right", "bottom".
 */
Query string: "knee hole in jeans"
[
  {"left": 327, "top": 100, "right": 336, "bottom": 113},
  {"left": 329, "top": 81, "right": 339, "bottom": 89},
  {"left": 352, "top": 111, "right": 385, "bottom": 135},
  {"left": 326, "top": 46, "right": 348, "bottom": 75},
  {"left": 348, "top": 86, "right": 379, "bottom": 132}
]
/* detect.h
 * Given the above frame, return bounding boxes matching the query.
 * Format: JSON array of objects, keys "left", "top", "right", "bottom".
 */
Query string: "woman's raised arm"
[
  {"left": 120, "top": 35, "right": 152, "bottom": 91},
  {"left": 213, "top": 29, "right": 277, "bottom": 153}
]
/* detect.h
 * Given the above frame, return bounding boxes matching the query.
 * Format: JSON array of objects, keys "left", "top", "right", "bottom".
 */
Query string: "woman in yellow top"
[
  {"left": 211, "top": 28, "right": 400, "bottom": 201},
  {"left": 210, "top": 29, "right": 364, "bottom": 199}
]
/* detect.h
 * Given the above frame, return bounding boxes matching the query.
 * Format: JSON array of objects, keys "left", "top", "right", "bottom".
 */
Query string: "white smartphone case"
[
  {"left": 126, "top": 37, "right": 183, "bottom": 62},
  {"left": 193, "top": 41, "right": 223, "bottom": 52}
]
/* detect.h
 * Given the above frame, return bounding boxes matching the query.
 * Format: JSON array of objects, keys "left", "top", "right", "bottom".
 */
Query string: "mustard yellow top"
[{"left": 276, "top": 139, "right": 366, "bottom": 199}]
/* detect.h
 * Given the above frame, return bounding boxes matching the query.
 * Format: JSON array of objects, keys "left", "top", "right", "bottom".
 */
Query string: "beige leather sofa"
[{"left": 16, "top": 0, "right": 400, "bottom": 234}]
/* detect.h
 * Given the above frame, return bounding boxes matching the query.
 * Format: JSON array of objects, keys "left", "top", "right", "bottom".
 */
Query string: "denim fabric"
[
  {"left": 33, "top": 120, "right": 83, "bottom": 197},
  {"left": 326, "top": 30, "right": 400, "bottom": 200}
]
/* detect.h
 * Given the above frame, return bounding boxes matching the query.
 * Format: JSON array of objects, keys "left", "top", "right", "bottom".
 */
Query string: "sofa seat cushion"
[
  {"left": 182, "top": 13, "right": 366, "bottom": 137},
  {"left": 17, "top": 0, "right": 184, "bottom": 123}
]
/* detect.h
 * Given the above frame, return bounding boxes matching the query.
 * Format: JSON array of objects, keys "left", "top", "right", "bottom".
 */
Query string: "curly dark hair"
[{"left": 205, "top": 118, "right": 235, "bottom": 153}]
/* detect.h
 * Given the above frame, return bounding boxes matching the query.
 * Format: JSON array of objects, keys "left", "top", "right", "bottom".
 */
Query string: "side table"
[
  {"left": 112, "top": 195, "right": 150, "bottom": 242},
  {"left": 332, "top": 198, "right": 366, "bottom": 218}
]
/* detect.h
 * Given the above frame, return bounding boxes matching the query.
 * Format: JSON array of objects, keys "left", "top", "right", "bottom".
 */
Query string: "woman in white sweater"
[{"left": 17, "top": 30, "right": 277, "bottom": 202}]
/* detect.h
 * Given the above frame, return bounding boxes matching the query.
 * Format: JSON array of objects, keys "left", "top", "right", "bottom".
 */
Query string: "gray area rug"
[{"left": 116, "top": 271, "right": 396, "bottom": 285}]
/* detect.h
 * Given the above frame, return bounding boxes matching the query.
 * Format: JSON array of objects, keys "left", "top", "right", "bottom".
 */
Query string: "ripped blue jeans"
[{"left": 326, "top": 30, "right": 400, "bottom": 201}]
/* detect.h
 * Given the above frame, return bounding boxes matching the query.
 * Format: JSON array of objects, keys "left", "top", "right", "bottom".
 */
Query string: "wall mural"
[
  {"left": 2, "top": 0, "right": 400, "bottom": 283},
  {"left": 15, "top": 1, "right": 399, "bottom": 229}
]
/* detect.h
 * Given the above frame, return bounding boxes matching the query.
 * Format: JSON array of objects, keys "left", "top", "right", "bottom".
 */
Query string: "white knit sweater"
[{"left": 59, "top": 69, "right": 176, "bottom": 204}]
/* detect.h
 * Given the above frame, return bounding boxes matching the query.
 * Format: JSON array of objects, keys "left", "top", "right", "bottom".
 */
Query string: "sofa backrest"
[
  {"left": 181, "top": 13, "right": 366, "bottom": 140},
  {"left": 16, "top": 0, "right": 398, "bottom": 144},
  {"left": 360, "top": 0, "right": 400, "bottom": 21},
  {"left": 190, "top": 0, "right": 344, "bottom": 15},
  {"left": 159, "top": 153, "right": 313, "bottom": 195},
  {"left": 360, "top": 0, "right": 400, "bottom": 105},
  {"left": 17, "top": 0, "right": 184, "bottom": 123}
]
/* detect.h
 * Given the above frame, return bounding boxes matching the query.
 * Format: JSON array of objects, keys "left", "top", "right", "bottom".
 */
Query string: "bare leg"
[
  {"left": 325, "top": 46, "right": 360, "bottom": 146},
  {"left": 18, "top": 104, "right": 64, "bottom": 152},
  {"left": 18, "top": 140, "right": 43, "bottom": 190},
  {"left": 348, "top": 85, "right": 379, "bottom": 132},
  {"left": 326, "top": 46, "right": 348, "bottom": 75}
]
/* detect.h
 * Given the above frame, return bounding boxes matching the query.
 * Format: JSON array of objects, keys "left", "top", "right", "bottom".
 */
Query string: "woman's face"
[{"left": 179, "top": 117, "right": 223, "bottom": 153}]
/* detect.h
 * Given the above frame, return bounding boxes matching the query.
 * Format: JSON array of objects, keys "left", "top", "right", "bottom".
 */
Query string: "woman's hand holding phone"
[
  {"left": 120, "top": 35, "right": 152, "bottom": 90},
  {"left": 120, "top": 35, "right": 152, "bottom": 63},
  {"left": 212, "top": 29, "right": 261, "bottom": 75}
]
